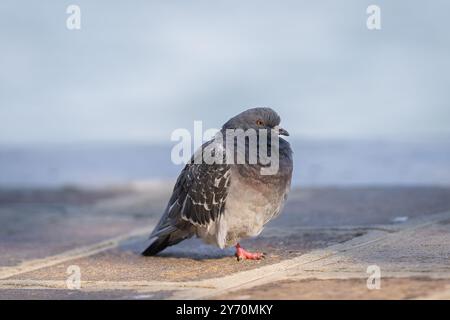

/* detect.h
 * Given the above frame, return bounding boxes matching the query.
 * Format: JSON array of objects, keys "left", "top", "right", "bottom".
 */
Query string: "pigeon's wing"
[
  {"left": 177, "top": 161, "right": 230, "bottom": 226},
  {"left": 150, "top": 142, "right": 231, "bottom": 237}
]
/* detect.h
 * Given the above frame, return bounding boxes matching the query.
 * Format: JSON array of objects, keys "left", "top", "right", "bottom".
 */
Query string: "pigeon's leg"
[{"left": 235, "top": 243, "right": 265, "bottom": 261}]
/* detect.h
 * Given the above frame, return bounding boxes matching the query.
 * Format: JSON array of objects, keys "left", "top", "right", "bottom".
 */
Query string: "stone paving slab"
[
  {"left": 1, "top": 186, "right": 450, "bottom": 299},
  {"left": 5, "top": 230, "right": 361, "bottom": 284},
  {"left": 216, "top": 278, "right": 450, "bottom": 300},
  {"left": 0, "top": 289, "right": 155, "bottom": 300},
  {"left": 287, "top": 215, "right": 450, "bottom": 276},
  {"left": 0, "top": 184, "right": 171, "bottom": 267}
]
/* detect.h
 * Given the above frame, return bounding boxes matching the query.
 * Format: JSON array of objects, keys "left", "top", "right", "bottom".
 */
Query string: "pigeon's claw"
[{"left": 235, "top": 243, "right": 265, "bottom": 261}]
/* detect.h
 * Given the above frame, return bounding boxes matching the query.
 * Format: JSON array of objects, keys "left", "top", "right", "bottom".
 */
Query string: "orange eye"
[{"left": 256, "top": 119, "right": 264, "bottom": 126}]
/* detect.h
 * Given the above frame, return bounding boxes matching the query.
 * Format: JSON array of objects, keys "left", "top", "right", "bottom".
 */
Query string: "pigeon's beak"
[{"left": 276, "top": 126, "right": 290, "bottom": 136}]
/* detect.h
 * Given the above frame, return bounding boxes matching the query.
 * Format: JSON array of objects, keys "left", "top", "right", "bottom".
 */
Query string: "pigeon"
[{"left": 142, "top": 107, "right": 293, "bottom": 260}]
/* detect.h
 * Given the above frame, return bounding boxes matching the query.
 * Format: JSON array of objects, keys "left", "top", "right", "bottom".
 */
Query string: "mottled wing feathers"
[
  {"left": 179, "top": 162, "right": 230, "bottom": 225},
  {"left": 151, "top": 142, "right": 231, "bottom": 236}
]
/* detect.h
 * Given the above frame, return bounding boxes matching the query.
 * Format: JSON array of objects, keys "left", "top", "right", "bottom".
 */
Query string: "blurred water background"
[
  {"left": 1, "top": 1, "right": 449, "bottom": 188},
  {"left": 1, "top": 140, "right": 450, "bottom": 188}
]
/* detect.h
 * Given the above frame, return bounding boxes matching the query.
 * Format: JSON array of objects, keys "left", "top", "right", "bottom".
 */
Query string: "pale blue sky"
[{"left": 1, "top": 0, "right": 449, "bottom": 144}]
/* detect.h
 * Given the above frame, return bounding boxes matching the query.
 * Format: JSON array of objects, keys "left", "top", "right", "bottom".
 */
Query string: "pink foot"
[{"left": 235, "top": 243, "right": 265, "bottom": 261}]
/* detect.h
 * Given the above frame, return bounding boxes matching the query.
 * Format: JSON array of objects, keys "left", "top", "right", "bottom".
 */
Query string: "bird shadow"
[{"left": 120, "top": 236, "right": 234, "bottom": 261}]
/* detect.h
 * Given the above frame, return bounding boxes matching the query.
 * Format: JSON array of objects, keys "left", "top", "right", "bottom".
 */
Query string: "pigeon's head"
[{"left": 222, "top": 107, "right": 289, "bottom": 136}]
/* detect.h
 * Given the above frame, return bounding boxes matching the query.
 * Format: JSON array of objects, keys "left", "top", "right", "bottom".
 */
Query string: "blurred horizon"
[{"left": 1, "top": 139, "right": 450, "bottom": 188}]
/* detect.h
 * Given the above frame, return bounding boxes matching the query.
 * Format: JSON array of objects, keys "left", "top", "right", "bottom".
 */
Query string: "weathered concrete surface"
[
  {"left": 5, "top": 231, "right": 360, "bottom": 283},
  {"left": 216, "top": 278, "right": 450, "bottom": 300},
  {"left": 0, "top": 183, "right": 171, "bottom": 267},
  {"left": 1, "top": 186, "right": 450, "bottom": 299}
]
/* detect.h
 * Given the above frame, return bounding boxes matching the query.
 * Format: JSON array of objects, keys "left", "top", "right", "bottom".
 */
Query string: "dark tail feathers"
[{"left": 141, "top": 230, "right": 190, "bottom": 256}]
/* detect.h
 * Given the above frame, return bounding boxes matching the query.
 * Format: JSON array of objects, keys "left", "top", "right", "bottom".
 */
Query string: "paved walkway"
[{"left": 1, "top": 185, "right": 450, "bottom": 299}]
